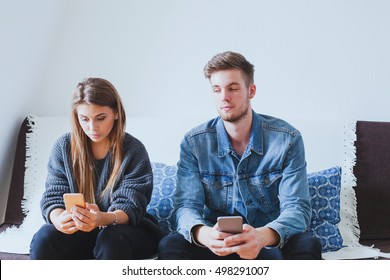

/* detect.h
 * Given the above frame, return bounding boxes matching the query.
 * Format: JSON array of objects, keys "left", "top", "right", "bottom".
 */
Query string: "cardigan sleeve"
[{"left": 107, "top": 134, "right": 153, "bottom": 226}]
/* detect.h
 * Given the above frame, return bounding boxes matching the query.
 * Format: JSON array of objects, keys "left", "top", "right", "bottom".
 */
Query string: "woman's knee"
[
  {"left": 95, "top": 225, "right": 158, "bottom": 259},
  {"left": 95, "top": 226, "right": 127, "bottom": 250},
  {"left": 30, "top": 224, "right": 60, "bottom": 259},
  {"left": 158, "top": 232, "right": 186, "bottom": 251}
]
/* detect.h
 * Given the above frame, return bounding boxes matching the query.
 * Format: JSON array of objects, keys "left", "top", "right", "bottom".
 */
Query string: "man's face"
[{"left": 210, "top": 69, "right": 255, "bottom": 123}]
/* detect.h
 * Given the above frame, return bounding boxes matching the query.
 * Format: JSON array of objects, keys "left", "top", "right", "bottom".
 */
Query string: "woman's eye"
[{"left": 97, "top": 117, "right": 106, "bottom": 121}]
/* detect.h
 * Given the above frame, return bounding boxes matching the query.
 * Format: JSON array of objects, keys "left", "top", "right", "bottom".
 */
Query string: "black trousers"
[
  {"left": 30, "top": 223, "right": 161, "bottom": 260},
  {"left": 158, "top": 231, "right": 322, "bottom": 260}
]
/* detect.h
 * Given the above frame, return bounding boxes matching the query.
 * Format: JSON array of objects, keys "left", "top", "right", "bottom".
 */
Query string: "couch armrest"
[{"left": 3, "top": 117, "right": 31, "bottom": 225}]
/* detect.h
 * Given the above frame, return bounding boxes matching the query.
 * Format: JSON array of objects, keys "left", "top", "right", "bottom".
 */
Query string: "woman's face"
[{"left": 76, "top": 103, "right": 118, "bottom": 144}]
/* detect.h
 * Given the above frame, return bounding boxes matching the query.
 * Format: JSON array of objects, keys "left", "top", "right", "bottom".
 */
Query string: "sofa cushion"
[
  {"left": 147, "top": 162, "right": 177, "bottom": 236},
  {"left": 307, "top": 166, "right": 343, "bottom": 252}
]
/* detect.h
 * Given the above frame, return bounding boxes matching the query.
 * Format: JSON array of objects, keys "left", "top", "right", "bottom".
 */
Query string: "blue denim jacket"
[{"left": 175, "top": 111, "right": 312, "bottom": 248}]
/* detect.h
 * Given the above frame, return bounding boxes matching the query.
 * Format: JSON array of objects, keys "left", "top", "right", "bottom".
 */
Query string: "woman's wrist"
[
  {"left": 49, "top": 208, "right": 65, "bottom": 225},
  {"left": 110, "top": 211, "right": 118, "bottom": 225},
  {"left": 99, "top": 211, "right": 119, "bottom": 229}
]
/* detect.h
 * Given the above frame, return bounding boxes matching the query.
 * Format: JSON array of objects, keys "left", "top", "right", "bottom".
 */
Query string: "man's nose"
[{"left": 220, "top": 89, "right": 231, "bottom": 101}]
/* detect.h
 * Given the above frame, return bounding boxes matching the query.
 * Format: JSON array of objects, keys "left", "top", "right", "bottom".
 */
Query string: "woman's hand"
[
  {"left": 69, "top": 203, "right": 128, "bottom": 232},
  {"left": 70, "top": 203, "right": 102, "bottom": 232},
  {"left": 50, "top": 208, "right": 79, "bottom": 234}
]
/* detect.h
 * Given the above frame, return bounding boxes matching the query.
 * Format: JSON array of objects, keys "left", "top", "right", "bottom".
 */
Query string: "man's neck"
[{"left": 223, "top": 111, "right": 253, "bottom": 156}]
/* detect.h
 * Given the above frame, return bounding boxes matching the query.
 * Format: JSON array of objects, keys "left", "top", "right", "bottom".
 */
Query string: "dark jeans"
[
  {"left": 30, "top": 223, "right": 161, "bottom": 260},
  {"left": 158, "top": 231, "right": 322, "bottom": 260}
]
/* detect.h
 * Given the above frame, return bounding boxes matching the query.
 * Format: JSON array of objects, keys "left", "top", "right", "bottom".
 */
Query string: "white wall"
[
  {"left": 0, "top": 0, "right": 67, "bottom": 222},
  {"left": 1, "top": 0, "right": 390, "bottom": 221}
]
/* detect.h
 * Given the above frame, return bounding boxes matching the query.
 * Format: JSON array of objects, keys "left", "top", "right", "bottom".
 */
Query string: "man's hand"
[
  {"left": 194, "top": 224, "right": 236, "bottom": 256},
  {"left": 222, "top": 225, "right": 280, "bottom": 259}
]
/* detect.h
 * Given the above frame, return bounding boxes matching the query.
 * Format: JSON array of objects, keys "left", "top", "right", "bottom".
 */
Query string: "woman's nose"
[{"left": 89, "top": 120, "right": 97, "bottom": 131}]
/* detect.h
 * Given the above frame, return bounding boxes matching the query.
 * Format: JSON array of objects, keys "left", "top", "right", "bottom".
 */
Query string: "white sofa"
[{"left": 0, "top": 115, "right": 389, "bottom": 259}]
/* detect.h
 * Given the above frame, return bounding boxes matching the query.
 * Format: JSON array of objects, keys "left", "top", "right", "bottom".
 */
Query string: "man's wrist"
[
  {"left": 190, "top": 224, "right": 207, "bottom": 247},
  {"left": 256, "top": 226, "right": 281, "bottom": 248}
]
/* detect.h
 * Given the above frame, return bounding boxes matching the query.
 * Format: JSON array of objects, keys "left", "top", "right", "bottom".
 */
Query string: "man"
[{"left": 158, "top": 51, "right": 321, "bottom": 259}]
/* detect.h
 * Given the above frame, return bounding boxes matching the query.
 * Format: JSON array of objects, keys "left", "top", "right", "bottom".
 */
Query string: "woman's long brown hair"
[{"left": 71, "top": 78, "right": 126, "bottom": 203}]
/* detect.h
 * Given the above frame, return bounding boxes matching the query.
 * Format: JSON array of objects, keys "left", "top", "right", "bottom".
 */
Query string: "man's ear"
[{"left": 249, "top": 84, "right": 256, "bottom": 99}]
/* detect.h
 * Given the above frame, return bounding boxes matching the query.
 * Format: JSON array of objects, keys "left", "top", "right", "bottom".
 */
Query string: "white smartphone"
[
  {"left": 217, "top": 216, "right": 243, "bottom": 234},
  {"left": 63, "top": 193, "right": 86, "bottom": 213}
]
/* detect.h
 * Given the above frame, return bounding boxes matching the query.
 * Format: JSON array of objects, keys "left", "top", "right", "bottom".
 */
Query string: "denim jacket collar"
[{"left": 216, "top": 110, "right": 263, "bottom": 158}]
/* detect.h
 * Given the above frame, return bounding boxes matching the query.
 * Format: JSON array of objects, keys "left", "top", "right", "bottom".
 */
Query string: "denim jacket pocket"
[
  {"left": 248, "top": 172, "right": 282, "bottom": 211},
  {"left": 201, "top": 174, "right": 233, "bottom": 211}
]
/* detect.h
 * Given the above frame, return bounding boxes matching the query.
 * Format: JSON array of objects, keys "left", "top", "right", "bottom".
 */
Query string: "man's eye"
[{"left": 230, "top": 87, "right": 238, "bottom": 91}]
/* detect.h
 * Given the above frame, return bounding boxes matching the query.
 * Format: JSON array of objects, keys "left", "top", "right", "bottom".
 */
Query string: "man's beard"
[{"left": 219, "top": 104, "right": 250, "bottom": 124}]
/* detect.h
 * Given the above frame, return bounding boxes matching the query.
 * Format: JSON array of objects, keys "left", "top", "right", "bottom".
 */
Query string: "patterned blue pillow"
[
  {"left": 147, "top": 162, "right": 177, "bottom": 236},
  {"left": 307, "top": 166, "right": 343, "bottom": 252}
]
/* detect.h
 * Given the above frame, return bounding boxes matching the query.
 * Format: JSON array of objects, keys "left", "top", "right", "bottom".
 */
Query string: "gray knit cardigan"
[{"left": 40, "top": 132, "right": 156, "bottom": 227}]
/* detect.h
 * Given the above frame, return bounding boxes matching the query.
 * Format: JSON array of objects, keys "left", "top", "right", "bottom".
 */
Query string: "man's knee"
[{"left": 283, "top": 232, "right": 322, "bottom": 260}]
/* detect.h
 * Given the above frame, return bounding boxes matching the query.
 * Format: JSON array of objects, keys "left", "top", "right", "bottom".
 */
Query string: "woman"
[{"left": 30, "top": 78, "right": 162, "bottom": 259}]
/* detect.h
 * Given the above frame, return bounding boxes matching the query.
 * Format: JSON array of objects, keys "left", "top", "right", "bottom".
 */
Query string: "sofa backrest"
[{"left": 354, "top": 121, "right": 390, "bottom": 240}]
